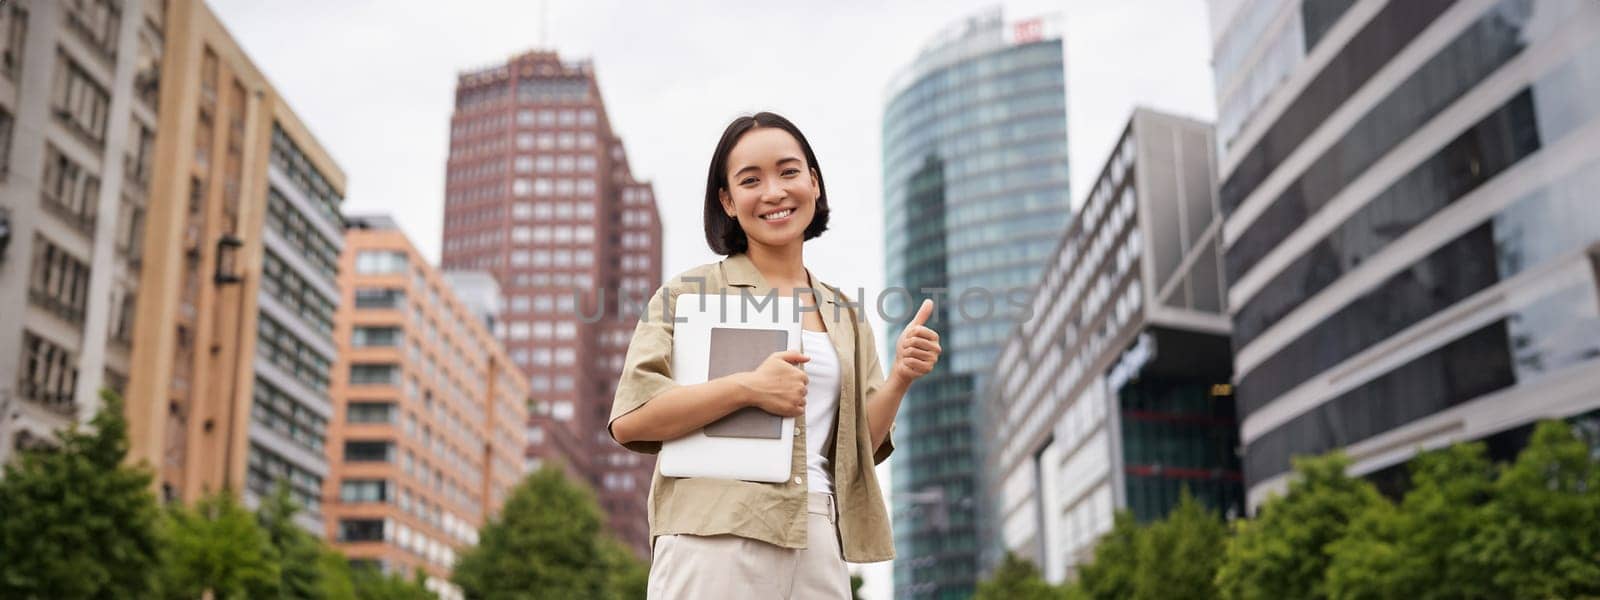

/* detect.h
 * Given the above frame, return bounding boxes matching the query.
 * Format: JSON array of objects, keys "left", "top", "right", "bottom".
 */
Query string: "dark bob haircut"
[{"left": 703, "top": 111, "right": 830, "bottom": 256}]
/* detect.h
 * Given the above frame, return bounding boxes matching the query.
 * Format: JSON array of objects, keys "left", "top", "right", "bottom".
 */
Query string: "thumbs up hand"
[{"left": 889, "top": 299, "right": 942, "bottom": 389}]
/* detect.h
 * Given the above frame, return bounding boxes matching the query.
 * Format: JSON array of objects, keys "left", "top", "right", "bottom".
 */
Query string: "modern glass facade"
[
  {"left": 1211, "top": 0, "right": 1600, "bottom": 504},
  {"left": 979, "top": 109, "right": 1237, "bottom": 584},
  {"left": 882, "top": 9, "right": 1069, "bottom": 598}
]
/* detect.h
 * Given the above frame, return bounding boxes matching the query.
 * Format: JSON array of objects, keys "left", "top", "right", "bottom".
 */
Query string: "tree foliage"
[
  {"left": 453, "top": 465, "right": 646, "bottom": 599},
  {"left": 1215, "top": 452, "right": 1386, "bottom": 600},
  {"left": 0, "top": 389, "right": 164, "bottom": 598}
]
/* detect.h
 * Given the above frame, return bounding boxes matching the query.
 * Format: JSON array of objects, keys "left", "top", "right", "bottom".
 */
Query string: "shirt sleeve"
[
  {"left": 859, "top": 313, "right": 897, "bottom": 466},
  {"left": 608, "top": 282, "right": 682, "bottom": 455}
]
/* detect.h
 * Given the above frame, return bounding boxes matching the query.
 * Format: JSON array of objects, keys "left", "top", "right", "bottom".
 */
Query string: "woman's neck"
[{"left": 746, "top": 240, "right": 806, "bottom": 288}]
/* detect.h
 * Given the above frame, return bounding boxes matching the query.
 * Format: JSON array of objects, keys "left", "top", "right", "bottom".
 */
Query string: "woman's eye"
[
  {"left": 741, "top": 177, "right": 757, "bottom": 185},
  {"left": 782, "top": 169, "right": 800, "bottom": 176}
]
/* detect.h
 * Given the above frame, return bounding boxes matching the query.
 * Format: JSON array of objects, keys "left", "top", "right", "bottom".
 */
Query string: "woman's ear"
[
  {"left": 810, "top": 168, "right": 822, "bottom": 200},
  {"left": 718, "top": 187, "right": 736, "bottom": 217}
]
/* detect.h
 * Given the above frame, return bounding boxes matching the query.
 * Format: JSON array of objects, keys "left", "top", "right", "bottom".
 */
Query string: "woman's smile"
[{"left": 759, "top": 207, "right": 796, "bottom": 224}]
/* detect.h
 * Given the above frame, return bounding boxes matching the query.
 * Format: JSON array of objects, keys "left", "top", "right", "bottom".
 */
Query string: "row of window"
[
  {"left": 261, "top": 250, "right": 337, "bottom": 335},
  {"left": 265, "top": 187, "right": 341, "bottom": 281},
  {"left": 1217, "top": 0, "right": 1455, "bottom": 215},
  {"left": 269, "top": 123, "right": 343, "bottom": 227},
  {"left": 252, "top": 377, "right": 328, "bottom": 453},
  {"left": 18, "top": 330, "right": 78, "bottom": 413},
  {"left": 28, "top": 234, "right": 91, "bottom": 323},
  {"left": 0, "top": 3, "right": 26, "bottom": 83},
  {"left": 1228, "top": 0, "right": 1573, "bottom": 287},
  {"left": 64, "top": 0, "right": 121, "bottom": 61},
  {"left": 52, "top": 50, "right": 111, "bottom": 145},
  {"left": 257, "top": 315, "right": 333, "bottom": 392},
  {"left": 246, "top": 443, "right": 323, "bottom": 515},
  {"left": 41, "top": 144, "right": 100, "bottom": 233}
]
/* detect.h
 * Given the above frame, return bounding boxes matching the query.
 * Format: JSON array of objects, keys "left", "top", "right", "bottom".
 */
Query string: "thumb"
[
  {"left": 908, "top": 298, "right": 934, "bottom": 328},
  {"left": 775, "top": 349, "right": 811, "bottom": 364}
]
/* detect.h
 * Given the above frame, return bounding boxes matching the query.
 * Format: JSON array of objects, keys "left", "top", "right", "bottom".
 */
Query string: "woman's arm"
[
  {"left": 613, "top": 350, "right": 811, "bottom": 445},
  {"left": 866, "top": 299, "right": 941, "bottom": 452},
  {"left": 866, "top": 376, "right": 910, "bottom": 453}
]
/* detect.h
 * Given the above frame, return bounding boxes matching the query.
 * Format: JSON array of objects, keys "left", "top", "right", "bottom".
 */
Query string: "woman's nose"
[{"left": 761, "top": 181, "right": 788, "bottom": 201}]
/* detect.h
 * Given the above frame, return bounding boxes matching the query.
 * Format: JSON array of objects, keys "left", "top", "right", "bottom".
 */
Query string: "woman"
[{"left": 607, "top": 111, "right": 942, "bottom": 598}]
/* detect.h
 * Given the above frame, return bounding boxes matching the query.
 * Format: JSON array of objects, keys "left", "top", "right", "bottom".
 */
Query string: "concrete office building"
[
  {"left": 112, "top": 0, "right": 346, "bottom": 530},
  {"left": 440, "top": 50, "right": 662, "bottom": 555},
  {"left": 1209, "top": 0, "right": 1600, "bottom": 506},
  {"left": 980, "top": 109, "right": 1241, "bottom": 583},
  {"left": 327, "top": 216, "right": 528, "bottom": 598},
  {"left": 0, "top": 0, "right": 156, "bottom": 461},
  {"left": 0, "top": 0, "right": 349, "bottom": 534},
  {"left": 881, "top": 7, "right": 1070, "bottom": 597}
]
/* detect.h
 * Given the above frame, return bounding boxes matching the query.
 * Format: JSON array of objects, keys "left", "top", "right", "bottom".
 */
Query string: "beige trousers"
[{"left": 647, "top": 491, "right": 851, "bottom": 599}]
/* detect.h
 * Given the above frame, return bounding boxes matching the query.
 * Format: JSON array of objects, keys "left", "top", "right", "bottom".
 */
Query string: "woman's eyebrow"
[{"left": 731, "top": 156, "right": 804, "bottom": 176}]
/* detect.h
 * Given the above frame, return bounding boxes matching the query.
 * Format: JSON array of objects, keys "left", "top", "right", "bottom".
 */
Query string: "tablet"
[{"left": 658, "top": 293, "right": 800, "bottom": 482}]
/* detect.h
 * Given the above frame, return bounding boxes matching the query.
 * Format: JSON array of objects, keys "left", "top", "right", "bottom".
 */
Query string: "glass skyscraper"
[
  {"left": 1210, "top": 0, "right": 1600, "bottom": 505},
  {"left": 882, "top": 8, "right": 1069, "bottom": 598}
]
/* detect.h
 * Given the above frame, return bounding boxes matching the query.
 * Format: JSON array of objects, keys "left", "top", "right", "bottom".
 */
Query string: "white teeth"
[{"left": 762, "top": 209, "right": 793, "bottom": 220}]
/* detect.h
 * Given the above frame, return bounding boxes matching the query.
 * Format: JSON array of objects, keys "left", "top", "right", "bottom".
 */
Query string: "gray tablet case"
[{"left": 703, "top": 327, "right": 787, "bottom": 439}]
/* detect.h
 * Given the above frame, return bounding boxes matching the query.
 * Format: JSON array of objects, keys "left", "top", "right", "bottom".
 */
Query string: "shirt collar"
[{"left": 719, "top": 252, "right": 843, "bottom": 307}]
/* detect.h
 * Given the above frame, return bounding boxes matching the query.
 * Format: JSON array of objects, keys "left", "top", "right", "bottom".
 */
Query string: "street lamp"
[{"left": 213, "top": 233, "right": 244, "bottom": 285}]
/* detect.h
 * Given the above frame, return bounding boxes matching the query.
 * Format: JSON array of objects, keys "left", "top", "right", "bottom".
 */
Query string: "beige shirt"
[{"left": 608, "top": 252, "right": 897, "bottom": 562}]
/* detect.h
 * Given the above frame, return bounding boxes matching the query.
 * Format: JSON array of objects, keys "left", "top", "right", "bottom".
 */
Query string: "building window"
[
  {"left": 0, "top": 3, "right": 27, "bottom": 82},
  {"left": 64, "top": 0, "right": 121, "bottom": 60},
  {"left": 338, "top": 518, "right": 385, "bottom": 542},
  {"left": 256, "top": 315, "right": 332, "bottom": 391},
  {"left": 246, "top": 444, "right": 323, "bottom": 515},
  {"left": 41, "top": 145, "right": 100, "bottom": 234},
  {"left": 265, "top": 188, "right": 340, "bottom": 281},
  {"left": 51, "top": 52, "right": 111, "bottom": 144},
  {"left": 355, "top": 250, "right": 408, "bottom": 275},
  {"left": 349, "top": 363, "right": 400, "bottom": 386},
  {"left": 260, "top": 250, "right": 335, "bottom": 334},
  {"left": 0, "top": 106, "right": 13, "bottom": 179},
  {"left": 340, "top": 479, "right": 391, "bottom": 503},
  {"left": 28, "top": 234, "right": 90, "bottom": 323},
  {"left": 347, "top": 402, "right": 396, "bottom": 424},
  {"left": 354, "top": 287, "right": 405, "bottom": 309},
  {"left": 269, "top": 123, "right": 343, "bottom": 227},
  {"left": 251, "top": 377, "right": 327, "bottom": 452},
  {"left": 351, "top": 326, "right": 402, "bottom": 348},
  {"left": 344, "top": 440, "right": 395, "bottom": 463},
  {"left": 18, "top": 330, "right": 77, "bottom": 414}
]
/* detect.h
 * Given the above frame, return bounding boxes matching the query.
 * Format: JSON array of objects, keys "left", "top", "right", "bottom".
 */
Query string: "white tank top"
[{"left": 800, "top": 329, "right": 841, "bottom": 494}]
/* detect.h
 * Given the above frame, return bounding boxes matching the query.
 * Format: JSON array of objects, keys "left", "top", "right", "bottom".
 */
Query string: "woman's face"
[{"left": 719, "top": 127, "right": 820, "bottom": 251}]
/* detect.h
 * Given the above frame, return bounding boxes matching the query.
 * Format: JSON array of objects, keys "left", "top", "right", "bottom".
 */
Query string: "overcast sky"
[{"left": 207, "top": 0, "right": 1217, "bottom": 594}]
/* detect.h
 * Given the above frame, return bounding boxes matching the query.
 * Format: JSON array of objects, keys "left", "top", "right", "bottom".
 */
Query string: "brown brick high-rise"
[{"left": 439, "top": 50, "right": 661, "bottom": 555}]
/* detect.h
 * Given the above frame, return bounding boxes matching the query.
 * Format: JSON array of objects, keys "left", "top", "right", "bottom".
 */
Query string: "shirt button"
[{"left": 794, "top": 476, "right": 803, "bottom": 485}]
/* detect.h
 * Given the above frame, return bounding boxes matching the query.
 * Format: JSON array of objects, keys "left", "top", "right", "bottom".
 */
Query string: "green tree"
[
  {"left": 850, "top": 573, "right": 865, "bottom": 600},
  {"left": 349, "top": 565, "right": 435, "bottom": 600},
  {"left": 1131, "top": 491, "right": 1228, "bottom": 600},
  {"left": 599, "top": 537, "right": 648, "bottom": 599},
  {"left": 452, "top": 465, "right": 610, "bottom": 598},
  {"left": 159, "top": 492, "right": 281, "bottom": 599},
  {"left": 0, "top": 389, "right": 163, "bottom": 598},
  {"left": 1470, "top": 420, "right": 1600, "bottom": 597},
  {"left": 258, "top": 482, "right": 357, "bottom": 599},
  {"left": 1071, "top": 511, "right": 1140, "bottom": 600},
  {"left": 1216, "top": 452, "right": 1385, "bottom": 600},
  {"left": 974, "top": 552, "right": 1068, "bottom": 600},
  {"left": 1325, "top": 442, "right": 1499, "bottom": 599}
]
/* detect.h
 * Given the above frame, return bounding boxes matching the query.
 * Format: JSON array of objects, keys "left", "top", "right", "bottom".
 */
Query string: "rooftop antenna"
[{"left": 539, "top": 0, "right": 549, "bottom": 49}]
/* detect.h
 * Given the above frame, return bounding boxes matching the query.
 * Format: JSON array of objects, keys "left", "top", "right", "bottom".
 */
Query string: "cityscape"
[{"left": 2, "top": 1, "right": 1599, "bottom": 599}]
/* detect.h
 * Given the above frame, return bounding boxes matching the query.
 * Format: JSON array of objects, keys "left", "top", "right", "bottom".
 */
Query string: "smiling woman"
[
  {"left": 607, "top": 111, "right": 942, "bottom": 599},
  {"left": 702, "top": 113, "right": 831, "bottom": 255}
]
